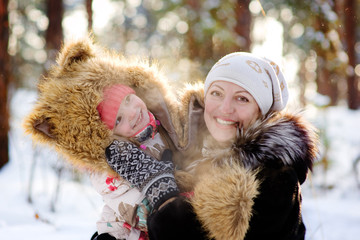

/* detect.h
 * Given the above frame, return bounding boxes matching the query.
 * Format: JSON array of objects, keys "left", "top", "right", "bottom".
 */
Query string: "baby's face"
[{"left": 113, "top": 94, "right": 150, "bottom": 137}]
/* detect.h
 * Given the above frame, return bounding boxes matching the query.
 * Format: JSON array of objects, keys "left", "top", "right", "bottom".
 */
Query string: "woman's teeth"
[{"left": 216, "top": 118, "right": 236, "bottom": 125}]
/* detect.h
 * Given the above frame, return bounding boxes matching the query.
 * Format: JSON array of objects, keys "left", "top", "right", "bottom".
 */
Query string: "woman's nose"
[{"left": 219, "top": 97, "right": 234, "bottom": 114}]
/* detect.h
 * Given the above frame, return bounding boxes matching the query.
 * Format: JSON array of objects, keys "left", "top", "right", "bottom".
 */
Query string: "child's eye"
[
  {"left": 115, "top": 116, "right": 122, "bottom": 126},
  {"left": 124, "top": 95, "right": 131, "bottom": 104}
]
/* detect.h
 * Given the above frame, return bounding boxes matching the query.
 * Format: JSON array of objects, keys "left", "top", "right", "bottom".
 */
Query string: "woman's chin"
[{"left": 211, "top": 132, "right": 236, "bottom": 144}]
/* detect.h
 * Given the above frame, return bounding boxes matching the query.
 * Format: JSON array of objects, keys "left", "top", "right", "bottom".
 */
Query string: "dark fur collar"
[{"left": 202, "top": 112, "right": 319, "bottom": 183}]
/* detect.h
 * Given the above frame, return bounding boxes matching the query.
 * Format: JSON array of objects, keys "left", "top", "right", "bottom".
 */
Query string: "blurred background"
[{"left": 0, "top": 0, "right": 360, "bottom": 239}]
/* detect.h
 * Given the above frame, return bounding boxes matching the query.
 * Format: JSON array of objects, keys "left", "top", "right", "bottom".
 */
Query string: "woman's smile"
[
  {"left": 215, "top": 117, "right": 237, "bottom": 126},
  {"left": 204, "top": 81, "right": 260, "bottom": 143}
]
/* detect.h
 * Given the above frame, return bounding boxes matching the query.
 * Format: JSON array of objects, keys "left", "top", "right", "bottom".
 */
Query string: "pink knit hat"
[{"left": 97, "top": 84, "right": 135, "bottom": 129}]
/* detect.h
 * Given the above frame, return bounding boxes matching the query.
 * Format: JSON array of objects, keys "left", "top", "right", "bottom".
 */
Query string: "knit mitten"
[{"left": 105, "top": 140, "right": 179, "bottom": 209}]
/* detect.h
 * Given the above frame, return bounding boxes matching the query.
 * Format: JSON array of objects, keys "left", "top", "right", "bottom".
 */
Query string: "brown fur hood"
[{"left": 23, "top": 36, "right": 183, "bottom": 174}]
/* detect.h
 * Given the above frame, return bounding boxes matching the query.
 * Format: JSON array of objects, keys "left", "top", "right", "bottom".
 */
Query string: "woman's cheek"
[{"left": 204, "top": 105, "right": 216, "bottom": 134}]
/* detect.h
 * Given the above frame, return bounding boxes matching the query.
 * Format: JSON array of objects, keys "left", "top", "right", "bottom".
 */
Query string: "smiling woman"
[
  {"left": 202, "top": 52, "right": 288, "bottom": 144},
  {"left": 204, "top": 82, "right": 260, "bottom": 143},
  {"left": 179, "top": 52, "right": 318, "bottom": 240}
]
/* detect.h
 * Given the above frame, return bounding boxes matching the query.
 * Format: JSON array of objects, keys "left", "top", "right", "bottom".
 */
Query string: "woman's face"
[
  {"left": 204, "top": 81, "right": 261, "bottom": 143},
  {"left": 113, "top": 94, "right": 150, "bottom": 137}
]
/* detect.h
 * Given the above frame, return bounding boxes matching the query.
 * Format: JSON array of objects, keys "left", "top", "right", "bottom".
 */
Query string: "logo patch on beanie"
[
  {"left": 280, "top": 81, "right": 285, "bottom": 91},
  {"left": 262, "top": 80, "right": 269, "bottom": 88},
  {"left": 246, "top": 60, "right": 262, "bottom": 73},
  {"left": 268, "top": 61, "right": 280, "bottom": 75}
]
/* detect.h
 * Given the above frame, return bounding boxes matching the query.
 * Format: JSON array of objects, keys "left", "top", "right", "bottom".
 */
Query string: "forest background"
[
  {"left": 0, "top": 0, "right": 360, "bottom": 239},
  {"left": 1, "top": 0, "right": 360, "bottom": 165}
]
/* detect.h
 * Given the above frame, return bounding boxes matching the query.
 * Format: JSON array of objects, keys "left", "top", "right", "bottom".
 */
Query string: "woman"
[
  {"left": 106, "top": 52, "right": 319, "bottom": 240},
  {"left": 180, "top": 52, "right": 318, "bottom": 240}
]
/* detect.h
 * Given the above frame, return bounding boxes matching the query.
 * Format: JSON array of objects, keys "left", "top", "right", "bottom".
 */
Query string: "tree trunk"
[
  {"left": 313, "top": 14, "right": 338, "bottom": 106},
  {"left": 344, "top": 0, "right": 358, "bottom": 109},
  {"left": 316, "top": 62, "right": 338, "bottom": 105},
  {"left": 0, "top": 0, "right": 10, "bottom": 169},
  {"left": 185, "top": 0, "right": 201, "bottom": 60},
  {"left": 298, "top": 61, "right": 307, "bottom": 107},
  {"left": 86, "top": 0, "right": 93, "bottom": 31},
  {"left": 45, "top": 0, "right": 64, "bottom": 65},
  {"left": 234, "top": 0, "right": 251, "bottom": 51}
]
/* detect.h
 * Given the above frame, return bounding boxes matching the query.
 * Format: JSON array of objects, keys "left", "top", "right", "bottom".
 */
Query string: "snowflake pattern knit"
[{"left": 105, "top": 140, "right": 179, "bottom": 209}]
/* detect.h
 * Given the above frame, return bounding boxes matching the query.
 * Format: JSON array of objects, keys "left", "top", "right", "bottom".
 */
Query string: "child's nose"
[{"left": 127, "top": 108, "right": 137, "bottom": 122}]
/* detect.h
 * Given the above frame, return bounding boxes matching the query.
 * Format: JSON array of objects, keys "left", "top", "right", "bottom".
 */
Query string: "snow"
[
  {"left": 1, "top": 88, "right": 360, "bottom": 240},
  {"left": 1, "top": 89, "right": 103, "bottom": 240},
  {"left": 0, "top": 149, "right": 102, "bottom": 240}
]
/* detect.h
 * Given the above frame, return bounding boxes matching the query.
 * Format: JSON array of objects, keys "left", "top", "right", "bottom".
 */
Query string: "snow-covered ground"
[{"left": 1, "top": 88, "right": 360, "bottom": 240}]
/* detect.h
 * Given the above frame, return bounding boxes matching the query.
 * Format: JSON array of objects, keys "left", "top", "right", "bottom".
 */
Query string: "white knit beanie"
[{"left": 204, "top": 52, "right": 289, "bottom": 115}]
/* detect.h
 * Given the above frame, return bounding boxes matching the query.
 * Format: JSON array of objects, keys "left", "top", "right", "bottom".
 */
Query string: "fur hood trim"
[
  {"left": 235, "top": 112, "right": 319, "bottom": 169},
  {"left": 178, "top": 82, "right": 206, "bottom": 150},
  {"left": 201, "top": 112, "right": 319, "bottom": 184},
  {"left": 23, "top": 36, "right": 183, "bottom": 174},
  {"left": 191, "top": 163, "right": 259, "bottom": 240}
]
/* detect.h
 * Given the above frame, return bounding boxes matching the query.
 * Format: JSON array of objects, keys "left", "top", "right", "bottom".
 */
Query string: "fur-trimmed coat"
[{"left": 176, "top": 84, "right": 319, "bottom": 240}]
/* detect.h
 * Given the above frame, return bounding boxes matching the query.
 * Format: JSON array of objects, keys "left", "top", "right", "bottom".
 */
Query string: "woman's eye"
[
  {"left": 236, "top": 96, "right": 249, "bottom": 102},
  {"left": 210, "top": 90, "right": 221, "bottom": 97}
]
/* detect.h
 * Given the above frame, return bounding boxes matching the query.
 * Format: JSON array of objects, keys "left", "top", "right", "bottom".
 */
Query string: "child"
[{"left": 91, "top": 84, "right": 179, "bottom": 240}]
